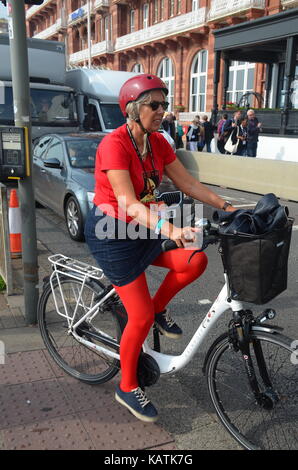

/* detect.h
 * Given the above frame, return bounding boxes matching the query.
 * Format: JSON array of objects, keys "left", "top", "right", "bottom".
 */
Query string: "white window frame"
[
  {"left": 130, "top": 10, "right": 135, "bottom": 33},
  {"left": 153, "top": 0, "right": 159, "bottom": 23},
  {"left": 157, "top": 57, "right": 175, "bottom": 111},
  {"left": 190, "top": 49, "right": 208, "bottom": 113},
  {"left": 192, "top": 0, "right": 199, "bottom": 11},
  {"left": 226, "top": 61, "right": 255, "bottom": 107},
  {"left": 160, "top": 0, "right": 164, "bottom": 20},
  {"left": 169, "top": 0, "right": 175, "bottom": 16},
  {"left": 132, "top": 63, "right": 144, "bottom": 73},
  {"left": 143, "top": 4, "right": 149, "bottom": 29}
]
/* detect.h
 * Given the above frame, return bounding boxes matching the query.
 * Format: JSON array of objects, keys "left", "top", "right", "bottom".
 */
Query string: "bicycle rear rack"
[
  {"left": 47, "top": 254, "right": 105, "bottom": 328},
  {"left": 48, "top": 254, "right": 105, "bottom": 282}
]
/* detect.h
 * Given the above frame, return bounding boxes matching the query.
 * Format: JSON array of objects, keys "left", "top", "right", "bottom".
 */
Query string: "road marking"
[
  {"left": 198, "top": 299, "right": 212, "bottom": 305},
  {"left": 218, "top": 194, "right": 257, "bottom": 203},
  {"left": 233, "top": 204, "right": 256, "bottom": 208},
  {"left": 293, "top": 225, "right": 298, "bottom": 231}
]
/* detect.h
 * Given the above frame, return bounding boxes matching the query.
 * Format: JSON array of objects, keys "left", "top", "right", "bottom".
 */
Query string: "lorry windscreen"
[
  {"left": 100, "top": 103, "right": 126, "bottom": 130},
  {"left": 0, "top": 87, "right": 78, "bottom": 127}
]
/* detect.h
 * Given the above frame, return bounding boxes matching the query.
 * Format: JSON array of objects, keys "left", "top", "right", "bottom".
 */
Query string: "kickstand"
[{"left": 153, "top": 325, "right": 161, "bottom": 352}]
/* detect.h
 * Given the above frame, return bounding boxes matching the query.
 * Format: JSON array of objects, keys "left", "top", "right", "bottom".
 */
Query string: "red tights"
[{"left": 113, "top": 249, "right": 208, "bottom": 392}]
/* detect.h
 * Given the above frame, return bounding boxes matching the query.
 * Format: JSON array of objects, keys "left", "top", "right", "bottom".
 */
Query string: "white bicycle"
[{"left": 37, "top": 219, "right": 298, "bottom": 450}]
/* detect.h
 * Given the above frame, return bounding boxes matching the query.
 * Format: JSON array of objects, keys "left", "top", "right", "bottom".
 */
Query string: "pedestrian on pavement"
[
  {"left": 84, "top": 74, "right": 236, "bottom": 423},
  {"left": 216, "top": 113, "right": 228, "bottom": 154},
  {"left": 201, "top": 115, "right": 214, "bottom": 153},
  {"left": 235, "top": 117, "right": 248, "bottom": 156},
  {"left": 186, "top": 118, "right": 201, "bottom": 151},
  {"left": 161, "top": 112, "right": 176, "bottom": 141},
  {"left": 174, "top": 116, "right": 184, "bottom": 149},
  {"left": 246, "top": 109, "right": 262, "bottom": 157},
  {"left": 223, "top": 110, "right": 242, "bottom": 155}
]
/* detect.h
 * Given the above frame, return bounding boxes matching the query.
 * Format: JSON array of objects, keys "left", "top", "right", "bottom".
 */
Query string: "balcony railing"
[
  {"left": 69, "top": 40, "right": 114, "bottom": 64},
  {"left": 115, "top": 7, "right": 207, "bottom": 51},
  {"left": 26, "top": 0, "right": 54, "bottom": 19},
  {"left": 94, "top": 0, "right": 110, "bottom": 8},
  {"left": 207, "top": 0, "right": 265, "bottom": 21},
  {"left": 33, "top": 18, "right": 67, "bottom": 39}
]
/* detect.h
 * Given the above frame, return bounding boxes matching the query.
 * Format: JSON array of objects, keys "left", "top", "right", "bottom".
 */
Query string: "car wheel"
[{"left": 65, "top": 196, "right": 84, "bottom": 242}]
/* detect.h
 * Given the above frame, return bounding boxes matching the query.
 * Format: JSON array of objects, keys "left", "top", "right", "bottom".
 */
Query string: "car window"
[
  {"left": 66, "top": 139, "right": 100, "bottom": 168},
  {"left": 45, "top": 137, "right": 65, "bottom": 163},
  {"left": 33, "top": 136, "right": 52, "bottom": 159}
]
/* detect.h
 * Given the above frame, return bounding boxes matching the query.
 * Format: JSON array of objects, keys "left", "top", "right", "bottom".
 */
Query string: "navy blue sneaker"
[
  {"left": 115, "top": 386, "right": 158, "bottom": 423},
  {"left": 155, "top": 309, "right": 182, "bottom": 339}
]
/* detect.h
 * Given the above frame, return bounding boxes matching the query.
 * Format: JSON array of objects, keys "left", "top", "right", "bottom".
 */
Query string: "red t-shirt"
[{"left": 93, "top": 124, "right": 176, "bottom": 222}]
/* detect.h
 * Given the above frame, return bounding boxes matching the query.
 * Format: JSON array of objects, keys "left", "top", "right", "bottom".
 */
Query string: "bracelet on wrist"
[{"left": 155, "top": 218, "right": 167, "bottom": 235}]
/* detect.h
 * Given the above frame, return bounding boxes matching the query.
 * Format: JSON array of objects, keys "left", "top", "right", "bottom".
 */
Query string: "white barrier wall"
[
  {"left": 257, "top": 136, "right": 298, "bottom": 162},
  {"left": 212, "top": 135, "right": 298, "bottom": 162},
  {"left": 176, "top": 149, "right": 298, "bottom": 202}
]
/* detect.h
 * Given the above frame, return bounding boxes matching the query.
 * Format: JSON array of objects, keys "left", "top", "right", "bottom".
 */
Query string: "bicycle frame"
[{"left": 48, "top": 254, "right": 245, "bottom": 374}]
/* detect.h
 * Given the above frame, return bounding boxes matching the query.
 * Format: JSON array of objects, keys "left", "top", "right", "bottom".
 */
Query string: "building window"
[
  {"left": 177, "top": 0, "right": 181, "bottom": 13},
  {"left": 130, "top": 10, "right": 135, "bottom": 33},
  {"left": 277, "top": 63, "right": 298, "bottom": 109},
  {"left": 192, "top": 0, "right": 199, "bottom": 10},
  {"left": 160, "top": 0, "right": 164, "bottom": 20},
  {"left": 190, "top": 50, "right": 208, "bottom": 112},
  {"left": 157, "top": 57, "right": 175, "bottom": 111},
  {"left": 226, "top": 61, "right": 255, "bottom": 106},
  {"left": 153, "top": 0, "right": 159, "bottom": 23},
  {"left": 132, "top": 63, "right": 144, "bottom": 73},
  {"left": 169, "top": 0, "right": 175, "bottom": 16},
  {"left": 143, "top": 4, "right": 149, "bottom": 29}
]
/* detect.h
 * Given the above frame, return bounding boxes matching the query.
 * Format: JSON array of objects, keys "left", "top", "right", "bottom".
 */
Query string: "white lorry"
[{"left": 65, "top": 68, "right": 136, "bottom": 133}]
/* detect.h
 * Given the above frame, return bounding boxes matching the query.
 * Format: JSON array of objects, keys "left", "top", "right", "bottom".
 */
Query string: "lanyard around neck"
[{"left": 126, "top": 124, "right": 156, "bottom": 173}]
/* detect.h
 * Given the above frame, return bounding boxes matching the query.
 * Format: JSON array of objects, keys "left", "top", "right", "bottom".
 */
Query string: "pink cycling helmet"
[{"left": 119, "top": 74, "right": 168, "bottom": 116}]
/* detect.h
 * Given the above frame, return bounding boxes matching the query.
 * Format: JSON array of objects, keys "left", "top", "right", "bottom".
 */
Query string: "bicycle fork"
[{"left": 230, "top": 310, "right": 279, "bottom": 410}]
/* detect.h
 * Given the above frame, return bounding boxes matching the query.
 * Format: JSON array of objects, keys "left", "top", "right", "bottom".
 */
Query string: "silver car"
[{"left": 33, "top": 133, "right": 105, "bottom": 241}]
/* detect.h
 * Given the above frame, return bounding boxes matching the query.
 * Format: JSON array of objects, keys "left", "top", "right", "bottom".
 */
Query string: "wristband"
[{"left": 155, "top": 218, "right": 166, "bottom": 235}]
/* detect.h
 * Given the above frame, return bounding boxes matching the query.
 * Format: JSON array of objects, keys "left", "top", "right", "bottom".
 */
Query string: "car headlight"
[{"left": 87, "top": 191, "right": 95, "bottom": 208}]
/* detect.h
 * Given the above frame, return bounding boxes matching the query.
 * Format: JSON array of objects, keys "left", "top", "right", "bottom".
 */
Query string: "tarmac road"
[{"left": 32, "top": 185, "right": 298, "bottom": 451}]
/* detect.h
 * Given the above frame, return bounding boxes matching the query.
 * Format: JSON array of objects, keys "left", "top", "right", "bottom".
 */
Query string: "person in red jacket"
[{"left": 84, "top": 74, "right": 235, "bottom": 423}]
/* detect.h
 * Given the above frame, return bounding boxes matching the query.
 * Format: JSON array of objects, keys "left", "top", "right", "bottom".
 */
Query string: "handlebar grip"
[{"left": 161, "top": 239, "right": 179, "bottom": 252}]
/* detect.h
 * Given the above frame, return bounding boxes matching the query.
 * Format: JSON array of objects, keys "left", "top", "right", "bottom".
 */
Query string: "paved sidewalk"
[{"left": 0, "top": 244, "right": 176, "bottom": 451}]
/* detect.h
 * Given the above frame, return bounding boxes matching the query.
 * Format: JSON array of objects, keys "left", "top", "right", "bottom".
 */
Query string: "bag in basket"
[{"left": 220, "top": 219, "right": 293, "bottom": 304}]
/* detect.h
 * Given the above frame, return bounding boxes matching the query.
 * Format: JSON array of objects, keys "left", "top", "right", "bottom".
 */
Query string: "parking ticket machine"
[{"left": 0, "top": 127, "right": 30, "bottom": 181}]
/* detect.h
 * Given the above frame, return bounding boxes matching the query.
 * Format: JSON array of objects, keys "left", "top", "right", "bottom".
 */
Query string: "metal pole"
[
  {"left": 87, "top": 0, "right": 91, "bottom": 68},
  {"left": 7, "top": 0, "right": 39, "bottom": 324}
]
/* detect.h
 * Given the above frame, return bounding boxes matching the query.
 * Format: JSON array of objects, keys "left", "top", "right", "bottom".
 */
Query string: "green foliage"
[{"left": 0, "top": 276, "right": 6, "bottom": 291}]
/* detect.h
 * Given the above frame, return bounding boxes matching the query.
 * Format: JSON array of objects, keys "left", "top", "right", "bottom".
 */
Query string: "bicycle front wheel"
[
  {"left": 205, "top": 331, "right": 298, "bottom": 450},
  {"left": 38, "top": 277, "right": 120, "bottom": 384}
]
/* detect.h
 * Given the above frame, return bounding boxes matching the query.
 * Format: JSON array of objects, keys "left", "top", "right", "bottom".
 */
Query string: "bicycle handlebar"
[{"left": 161, "top": 219, "right": 220, "bottom": 253}]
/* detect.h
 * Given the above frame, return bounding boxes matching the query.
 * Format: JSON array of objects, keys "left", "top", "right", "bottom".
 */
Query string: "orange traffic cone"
[{"left": 9, "top": 189, "right": 22, "bottom": 259}]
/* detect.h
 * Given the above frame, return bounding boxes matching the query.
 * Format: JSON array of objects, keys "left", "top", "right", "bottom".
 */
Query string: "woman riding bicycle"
[{"left": 84, "top": 74, "right": 235, "bottom": 423}]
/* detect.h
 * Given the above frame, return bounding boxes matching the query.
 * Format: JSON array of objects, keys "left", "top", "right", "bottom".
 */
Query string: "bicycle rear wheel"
[
  {"left": 205, "top": 331, "right": 298, "bottom": 450},
  {"left": 38, "top": 277, "right": 120, "bottom": 384}
]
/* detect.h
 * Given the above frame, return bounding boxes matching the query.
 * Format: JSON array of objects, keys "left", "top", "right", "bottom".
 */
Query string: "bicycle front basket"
[{"left": 219, "top": 218, "right": 294, "bottom": 305}]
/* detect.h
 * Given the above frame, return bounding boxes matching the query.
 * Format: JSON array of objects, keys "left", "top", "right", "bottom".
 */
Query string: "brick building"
[{"left": 26, "top": 0, "right": 298, "bottom": 118}]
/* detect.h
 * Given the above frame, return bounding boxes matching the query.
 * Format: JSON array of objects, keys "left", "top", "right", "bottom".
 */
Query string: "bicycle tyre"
[
  {"left": 205, "top": 330, "right": 298, "bottom": 450},
  {"left": 38, "top": 277, "right": 121, "bottom": 384}
]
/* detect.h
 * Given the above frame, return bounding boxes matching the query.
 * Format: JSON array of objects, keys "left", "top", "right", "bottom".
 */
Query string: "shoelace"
[
  {"left": 132, "top": 387, "right": 150, "bottom": 408},
  {"left": 162, "top": 310, "right": 175, "bottom": 327}
]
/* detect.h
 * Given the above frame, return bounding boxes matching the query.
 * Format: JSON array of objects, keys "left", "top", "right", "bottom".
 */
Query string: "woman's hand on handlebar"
[{"left": 169, "top": 225, "right": 199, "bottom": 248}]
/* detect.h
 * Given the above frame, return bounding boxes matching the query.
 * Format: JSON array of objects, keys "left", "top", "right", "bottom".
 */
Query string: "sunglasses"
[{"left": 147, "top": 101, "right": 170, "bottom": 111}]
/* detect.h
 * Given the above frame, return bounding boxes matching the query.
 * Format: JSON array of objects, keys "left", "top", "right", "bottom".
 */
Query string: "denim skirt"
[{"left": 84, "top": 205, "right": 164, "bottom": 286}]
